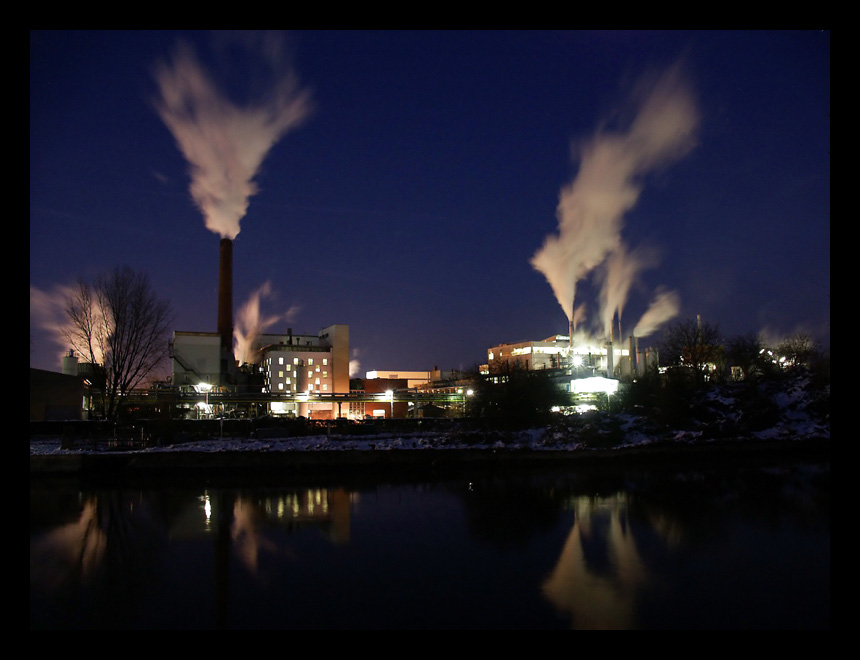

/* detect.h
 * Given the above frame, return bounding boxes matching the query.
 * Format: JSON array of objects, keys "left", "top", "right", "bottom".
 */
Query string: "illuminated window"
[
  {"left": 308, "top": 358, "right": 314, "bottom": 365},
  {"left": 323, "top": 358, "right": 328, "bottom": 365},
  {"left": 315, "top": 365, "right": 321, "bottom": 372},
  {"left": 322, "top": 383, "right": 328, "bottom": 391},
  {"left": 315, "top": 378, "right": 320, "bottom": 385},
  {"left": 278, "top": 357, "right": 284, "bottom": 365},
  {"left": 293, "top": 357, "right": 299, "bottom": 365},
  {"left": 278, "top": 382, "right": 284, "bottom": 390},
  {"left": 278, "top": 371, "right": 283, "bottom": 378},
  {"left": 322, "top": 371, "right": 328, "bottom": 378}
]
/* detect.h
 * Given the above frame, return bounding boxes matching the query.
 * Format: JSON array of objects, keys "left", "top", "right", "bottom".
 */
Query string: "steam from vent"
[
  {"left": 531, "top": 64, "right": 699, "bottom": 339},
  {"left": 233, "top": 281, "right": 301, "bottom": 365},
  {"left": 349, "top": 349, "right": 362, "bottom": 378},
  {"left": 30, "top": 284, "right": 83, "bottom": 364},
  {"left": 153, "top": 32, "right": 313, "bottom": 239}
]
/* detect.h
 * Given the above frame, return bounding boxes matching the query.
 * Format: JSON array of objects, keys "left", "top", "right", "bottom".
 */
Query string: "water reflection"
[
  {"left": 30, "top": 460, "right": 829, "bottom": 629},
  {"left": 543, "top": 494, "right": 647, "bottom": 629}
]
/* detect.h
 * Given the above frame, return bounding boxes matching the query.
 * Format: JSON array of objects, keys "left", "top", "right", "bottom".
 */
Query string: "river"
[{"left": 30, "top": 453, "right": 829, "bottom": 629}]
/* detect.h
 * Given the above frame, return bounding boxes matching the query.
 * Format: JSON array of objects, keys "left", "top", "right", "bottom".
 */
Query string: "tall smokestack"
[{"left": 218, "top": 238, "right": 234, "bottom": 380}]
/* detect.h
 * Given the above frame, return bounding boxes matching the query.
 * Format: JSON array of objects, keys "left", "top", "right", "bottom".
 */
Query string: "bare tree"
[
  {"left": 657, "top": 317, "right": 723, "bottom": 383},
  {"left": 725, "top": 332, "right": 773, "bottom": 380},
  {"left": 775, "top": 333, "right": 818, "bottom": 369},
  {"left": 64, "top": 267, "right": 173, "bottom": 421}
]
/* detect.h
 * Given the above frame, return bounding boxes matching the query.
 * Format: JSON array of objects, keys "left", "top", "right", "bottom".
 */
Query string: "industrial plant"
[{"left": 31, "top": 235, "right": 651, "bottom": 423}]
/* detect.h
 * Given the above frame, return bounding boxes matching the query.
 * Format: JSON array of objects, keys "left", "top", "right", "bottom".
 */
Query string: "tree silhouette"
[
  {"left": 656, "top": 317, "right": 723, "bottom": 385},
  {"left": 64, "top": 267, "right": 173, "bottom": 422}
]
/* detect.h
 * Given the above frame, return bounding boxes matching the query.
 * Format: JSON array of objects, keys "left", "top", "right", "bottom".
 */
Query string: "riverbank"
[{"left": 30, "top": 435, "right": 830, "bottom": 483}]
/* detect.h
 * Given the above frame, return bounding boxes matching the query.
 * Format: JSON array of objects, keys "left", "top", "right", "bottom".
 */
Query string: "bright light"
[
  {"left": 571, "top": 376, "right": 619, "bottom": 395},
  {"left": 195, "top": 382, "right": 212, "bottom": 394}
]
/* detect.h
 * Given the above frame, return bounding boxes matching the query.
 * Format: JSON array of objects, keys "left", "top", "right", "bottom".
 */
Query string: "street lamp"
[{"left": 458, "top": 388, "right": 474, "bottom": 417}]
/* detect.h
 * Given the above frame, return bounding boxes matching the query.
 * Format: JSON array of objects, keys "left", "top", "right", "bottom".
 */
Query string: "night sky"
[{"left": 30, "top": 30, "right": 830, "bottom": 378}]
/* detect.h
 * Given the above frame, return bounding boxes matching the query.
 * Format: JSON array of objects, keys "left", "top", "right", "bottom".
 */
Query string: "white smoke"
[
  {"left": 153, "top": 32, "right": 313, "bottom": 239},
  {"left": 349, "top": 348, "right": 362, "bottom": 378},
  {"left": 632, "top": 289, "right": 680, "bottom": 338},
  {"left": 30, "top": 284, "right": 79, "bottom": 366},
  {"left": 597, "top": 243, "right": 660, "bottom": 338},
  {"left": 233, "top": 281, "right": 301, "bottom": 365},
  {"left": 531, "top": 63, "right": 699, "bottom": 339}
]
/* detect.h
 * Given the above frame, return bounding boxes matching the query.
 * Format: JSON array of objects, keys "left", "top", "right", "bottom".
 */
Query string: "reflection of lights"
[{"left": 200, "top": 492, "right": 212, "bottom": 528}]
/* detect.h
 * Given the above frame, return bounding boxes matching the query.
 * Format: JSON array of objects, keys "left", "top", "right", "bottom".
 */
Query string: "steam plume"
[
  {"left": 632, "top": 289, "right": 680, "bottom": 338},
  {"left": 349, "top": 349, "right": 362, "bottom": 378},
  {"left": 233, "top": 281, "right": 300, "bottom": 365},
  {"left": 531, "top": 64, "right": 699, "bottom": 338},
  {"left": 153, "top": 32, "right": 313, "bottom": 239},
  {"left": 597, "top": 243, "right": 659, "bottom": 338},
  {"left": 30, "top": 284, "right": 79, "bottom": 365}
]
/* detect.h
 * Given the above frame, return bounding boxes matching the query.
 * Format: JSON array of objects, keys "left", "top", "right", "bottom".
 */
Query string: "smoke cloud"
[
  {"left": 531, "top": 64, "right": 699, "bottom": 339},
  {"left": 153, "top": 32, "right": 313, "bottom": 240}
]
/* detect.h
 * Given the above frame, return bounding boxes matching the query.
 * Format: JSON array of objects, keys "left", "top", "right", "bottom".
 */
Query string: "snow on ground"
[{"left": 30, "top": 370, "right": 829, "bottom": 457}]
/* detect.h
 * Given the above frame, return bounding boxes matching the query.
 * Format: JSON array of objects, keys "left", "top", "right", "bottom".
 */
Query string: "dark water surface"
[{"left": 30, "top": 454, "right": 830, "bottom": 629}]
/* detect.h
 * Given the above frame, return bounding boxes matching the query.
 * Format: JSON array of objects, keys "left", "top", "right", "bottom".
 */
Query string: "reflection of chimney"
[{"left": 218, "top": 238, "right": 234, "bottom": 378}]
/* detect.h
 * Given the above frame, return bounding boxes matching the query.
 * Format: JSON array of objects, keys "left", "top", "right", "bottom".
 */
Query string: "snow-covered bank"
[{"left": 30, "top": 368, "right": 829, "bottom": 462}]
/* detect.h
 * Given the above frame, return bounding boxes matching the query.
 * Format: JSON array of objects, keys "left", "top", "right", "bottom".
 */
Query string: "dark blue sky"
[{"left": 30, "top": 30, "right": 830, "bottom": 376}]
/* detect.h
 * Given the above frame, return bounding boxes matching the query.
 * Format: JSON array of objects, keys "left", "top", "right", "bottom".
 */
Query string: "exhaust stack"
[{"left": 218, "top": 238, "right": 235, "bottom": 382}]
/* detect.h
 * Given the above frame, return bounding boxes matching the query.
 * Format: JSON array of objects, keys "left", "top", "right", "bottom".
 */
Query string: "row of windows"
[
  {"left": 274, "top": 356, "right": 329, "bottom": 367},
  {"left": 275, "top": 370, "right": 328, "bottom": 379}
]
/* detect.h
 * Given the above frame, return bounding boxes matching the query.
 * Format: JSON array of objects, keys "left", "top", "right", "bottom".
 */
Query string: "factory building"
[
  {"left": 168, "top": 236, "right": 353, "bottom": 419},
  {"left": 171, "top": 324, "right": 350, "bottom": 419},
  {"left": 487, "top": 334, "right": 648, "bottom": 380}
]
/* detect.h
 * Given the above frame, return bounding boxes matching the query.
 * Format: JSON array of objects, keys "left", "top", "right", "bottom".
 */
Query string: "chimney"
[{"left": 218, "top": 238, "right": 234, "bottom": 380}]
